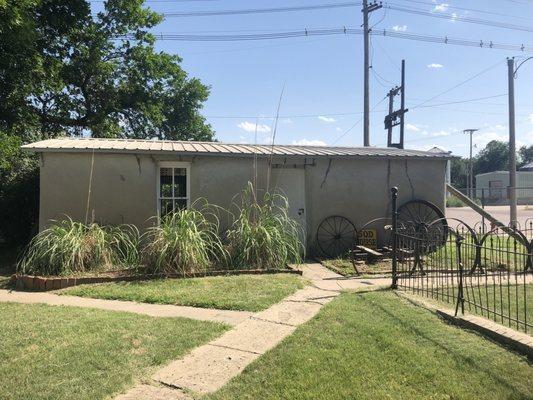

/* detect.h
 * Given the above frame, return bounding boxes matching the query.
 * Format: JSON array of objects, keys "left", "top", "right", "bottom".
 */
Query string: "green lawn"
[
  {"left": 59, "top": 273, "right": 305, "bottom": 312},
  {"left": 0, "top": 303, "right": 228, "bottom": 400},
  {"left": 414, "top": 282, "right": 533, "bottom": 333},
  {"left": 207, "top": 291, "right": 533, "bottom": 400}
]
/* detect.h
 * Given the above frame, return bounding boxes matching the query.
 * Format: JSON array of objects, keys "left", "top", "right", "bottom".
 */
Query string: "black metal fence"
[{"left": 391, "top": 188, "right": 533, "bottom": 334}]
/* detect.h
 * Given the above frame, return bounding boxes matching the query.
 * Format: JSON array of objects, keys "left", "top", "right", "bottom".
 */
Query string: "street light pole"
[{"left": 508, "top": 56, "right": 533, "bottom": 228}]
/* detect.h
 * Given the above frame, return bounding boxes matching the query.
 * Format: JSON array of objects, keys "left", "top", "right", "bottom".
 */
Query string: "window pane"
[
  {"left": 175, "top": 199, "right": 187, "bottom": 211},
  {"left": 160, "top": 168, "right": 173, "bottom": 198},
  {"left": 174, "top": 168, "right": 187, "bottom": 198},
  {"left": 160, "top": 199, "right": 173, "bottom": 217}
]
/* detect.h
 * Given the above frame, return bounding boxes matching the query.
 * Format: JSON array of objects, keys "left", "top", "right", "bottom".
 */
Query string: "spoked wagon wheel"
[
  {"left": 398, "top": 200, "right": 447, "bottom": 248},
  {"left": 316, "top": 216, "right": 357, "bottom": 258}
]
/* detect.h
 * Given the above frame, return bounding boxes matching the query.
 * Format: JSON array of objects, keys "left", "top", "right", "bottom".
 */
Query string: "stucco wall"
[{"left": 39, "top": 152, "right": 446, "bottom": 252}]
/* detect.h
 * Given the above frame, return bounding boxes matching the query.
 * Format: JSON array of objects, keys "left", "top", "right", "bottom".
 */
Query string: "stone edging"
[
  {"left": 10, "top": 268, "right": 302, "bottom": 292},
  {"left": 395, "top": 291, "right": 533, "bottom": 360}
]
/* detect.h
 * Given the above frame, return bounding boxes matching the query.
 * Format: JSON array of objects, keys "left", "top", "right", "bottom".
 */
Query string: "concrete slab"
[
  {"left": 253, "top": 299, "right": 323, "bottom": 326},
  {"left": 153, "top": 344, "right": 260, "bottom": 394},
  {"left": 300, "top": 263, "right": 342, "bottom": 281},
  {"left": 282, "top": 286, "right": 339, "bottom": 305},
  {"left": 0, "top": 289, "right": 251, "bottom": 326},
  {"left": 115, "top": 384, "right": 190, "bottom": 400},
  {"left": 210, "top": 318, "right": 295, "bottom": 354}
]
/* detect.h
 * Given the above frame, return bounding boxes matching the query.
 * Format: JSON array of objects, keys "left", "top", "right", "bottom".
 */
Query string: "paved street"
[{"left": 446, "top": 205, "right": 533, "bottom": 229}]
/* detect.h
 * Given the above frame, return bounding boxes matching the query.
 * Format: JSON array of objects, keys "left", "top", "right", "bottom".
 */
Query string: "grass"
[
  {"left": 17, "top": 218, "right": 141, "bottom": 276},
  {"left": 416, "top": 283, "right": 533, "bottom": 333},
  {"left": 143, "top": 205, "right": 226, "bottom": 275},
  {"left": 322, "top": 258, "right": 392, "bottom": 277},
  {"left": 226, "top": 182, "right": 303, "bottom": 270},
  {"left": 207, "top": 290, "right": 532, "bottom": 400},
  {"left": 0, "top": 303, "right": 228, "bottom": 400},
  {"left": 58, "top": 273, "right": 306, "bottom": 312}
]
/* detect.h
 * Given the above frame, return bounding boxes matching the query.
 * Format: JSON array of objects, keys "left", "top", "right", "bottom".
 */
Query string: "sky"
[{"left": 94, "top": 0, "right": 533, "bottom": 157}]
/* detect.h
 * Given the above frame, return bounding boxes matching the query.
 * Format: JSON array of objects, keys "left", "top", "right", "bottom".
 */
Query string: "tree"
[
  {"left": 0, "top": 0, "right": 213, "bottom": 140},
  {"left": 0, "top": 0, "right": 214, "bottom": 247},
  {"left": 519, "top": 145, "right": 533, "bottom": 166},
  {"left": 473, "top": 140, "right": 509, "bottom": 175},
  {"left": 450, "top": 157, "right": 468, "bottom": 189}
]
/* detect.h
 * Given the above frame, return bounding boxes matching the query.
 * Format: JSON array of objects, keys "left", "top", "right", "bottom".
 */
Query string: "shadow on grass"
[{"left": 360, "top": 291, "right": 531, "bottom": 397}]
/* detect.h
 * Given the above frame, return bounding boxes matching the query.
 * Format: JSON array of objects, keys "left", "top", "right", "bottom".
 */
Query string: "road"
[{"left": 446, "top": 205, "right": 533, "bottom": 230}]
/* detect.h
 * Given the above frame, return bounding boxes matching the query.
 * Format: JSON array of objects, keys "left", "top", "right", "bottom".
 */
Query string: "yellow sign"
[{"left": 358, "top": 229, "right": 377, "bottom": 249}]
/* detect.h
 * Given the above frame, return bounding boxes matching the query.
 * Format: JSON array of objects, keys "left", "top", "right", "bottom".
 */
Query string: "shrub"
[
  {"left": 226, "top": 182, "right": 304, "bottom": 270},
  {"left": 142, "top": 203, "right": 226, "bottom": 275},
  {"left": 446, "top": 196, "right": 466, "bottom": 208},
  {"left": 17, "top": 218, "right": 140, "bottom": 276}
]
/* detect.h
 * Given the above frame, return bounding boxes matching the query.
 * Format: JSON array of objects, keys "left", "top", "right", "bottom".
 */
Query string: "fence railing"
[{"left": 391, "top": 188, "right": 533, "bottom": 334}]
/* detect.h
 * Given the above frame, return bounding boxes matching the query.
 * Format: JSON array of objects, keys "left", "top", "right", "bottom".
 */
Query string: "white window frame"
[{"left": 157, "top": 161, "right": 191, "bottom": 217}]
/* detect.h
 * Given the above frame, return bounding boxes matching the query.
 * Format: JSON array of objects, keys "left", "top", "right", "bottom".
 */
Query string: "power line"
[
  {"left": 396, "top": 0, "right": 529, "bottom": 20},
  {"left": 131, "top": 28, "right": 533, "bottom": 53},
  {"left": 385, "top": 3, "right": 533, "bottom": 33},
  {"left": 161, "top": 2, "right": 360, "bottom": 17},
  {"left": 411, "top": 60, "right": 504, "bottom": 109}
]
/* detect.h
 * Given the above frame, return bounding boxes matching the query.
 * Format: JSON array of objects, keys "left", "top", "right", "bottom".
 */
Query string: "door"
[{"left": 270, "top": 168, "right": 306, "bottom": 247}]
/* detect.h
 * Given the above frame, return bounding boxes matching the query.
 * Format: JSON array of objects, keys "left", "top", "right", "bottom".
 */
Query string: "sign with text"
[{"left": 358, "top": 229, "right": 377, "bottom": 249}]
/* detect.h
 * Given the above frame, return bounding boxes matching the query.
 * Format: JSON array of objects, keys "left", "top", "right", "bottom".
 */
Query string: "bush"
[
  {"left": 226, "top": 182, "right": 304, "bottom": 270},
  {"left": 142, "top": 204, "right": 226, "bottom": 275},
  {"left": 446, "top": 196, "right": 466, "bottom": 208},
  {"left": 17, "top": 218, "right": 140, "bottom": 276}
]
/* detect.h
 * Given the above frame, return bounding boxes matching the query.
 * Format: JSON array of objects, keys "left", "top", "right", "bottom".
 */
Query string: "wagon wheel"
[
  {"left": 398, "top": 200, "right": 447, "bottom": 248},
  {"left": 316, "top": 216, "right": 357, "bottom": 258}
]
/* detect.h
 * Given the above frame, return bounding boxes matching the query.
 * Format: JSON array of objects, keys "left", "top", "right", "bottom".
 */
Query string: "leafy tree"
[
  {"left": 519, "top": 145, "right": 533, "bottom": 166},
  {"left": 0, "top": 0, "right": 213, "bottom": 140},
  {"left": 0, "top": 0, "right": 214, "bottom": 247},
  {"left": 450, "top": 157, "right": 468, "bottom": 189},
  {"left": 473, "top": 140, "right": 509, "bottom": 175}
]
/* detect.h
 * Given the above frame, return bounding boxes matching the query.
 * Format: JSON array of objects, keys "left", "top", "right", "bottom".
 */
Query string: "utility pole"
[
  {"left": 463, "top": 129, "right": 478, "bottom": 199},
  {"left": 362, "top": 0, "right": 382, "bottom": 146},
  {"left": 507, "top": 57, "right": 517, "bottom": 228},
  {"left": 399, "top": 59, "right": 406, "bottom": 149},
  {"left": 385, "top": 60, "right": 407, "bottom": 148}
]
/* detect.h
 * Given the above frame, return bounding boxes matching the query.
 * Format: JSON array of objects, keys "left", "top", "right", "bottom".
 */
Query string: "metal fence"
[{"left": 391, "top": 188, "right": 533, "bottom": 333}]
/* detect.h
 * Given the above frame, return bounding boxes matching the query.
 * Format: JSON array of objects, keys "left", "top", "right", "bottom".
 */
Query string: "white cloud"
[
  {"left": 292, "top": 139, "right": 327, "bottom": 146},
  {"left": 237, "top": 121, "right": 271, "bottom": 133},
  {"left": 431, "top": 130, "right": 451, "bottom": 137},
  {"left": 318, "top": 116, "right": 336, "bottom": 123},
  {"left": 406, "top": 123, "right": 420, "bottom": 132},
  {"left": 427, "top": 63, "right": 443, "bottom": 69},
  {"left": 529, "top": 113, "right": 533, "bottom": 124},
  {"left": 392, "top": 25, "right": 408, "bottom": 32},
  {"left": 281, "top": 118, "right": 293, "bottom": 124},
  {"left": 433, "top": 3, "right": 449, "bottom": 12}
]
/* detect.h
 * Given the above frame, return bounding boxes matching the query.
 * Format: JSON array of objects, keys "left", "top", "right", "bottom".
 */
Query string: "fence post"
[
  {"left": 454, "top": 235, "right": 465, "bottom": 316},
  {"left": 391, "top": 186, "right": 398, "bottom": 289}
]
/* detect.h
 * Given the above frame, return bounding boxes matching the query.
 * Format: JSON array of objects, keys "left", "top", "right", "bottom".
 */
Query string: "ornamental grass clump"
[
  {"left": 142, "top": 204, "right": 227, "bottom": 275},
  {"left": 17, "top": 218, "right": 140, "bottom": 276},
  {"left": 226, "top": 182, "right": 304, "bottom": 270}
]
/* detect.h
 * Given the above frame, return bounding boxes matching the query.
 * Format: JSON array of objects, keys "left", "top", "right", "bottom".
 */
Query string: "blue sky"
[{"left": 96, "top": 0, "right": 533, "bottom": 157}]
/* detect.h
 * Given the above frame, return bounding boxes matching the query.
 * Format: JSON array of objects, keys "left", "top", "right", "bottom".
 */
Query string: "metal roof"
[{"left": 22, "top": 138, "right": 454, "bottom": 159}]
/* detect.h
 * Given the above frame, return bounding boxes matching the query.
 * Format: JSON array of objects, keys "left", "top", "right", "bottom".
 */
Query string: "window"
[{"left": 157, "top": 163, "right": 190, "bottom": 217}]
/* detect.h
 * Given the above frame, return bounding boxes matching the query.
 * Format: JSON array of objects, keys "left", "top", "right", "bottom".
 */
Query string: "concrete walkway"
[
  {"left": 0, "top": 289, "right": 252, "bottom": 326},
  {"left": 117, "top": 263, "right": 389, "bottom": 399},
  {"left": 0, "top": 264, "right": 390, "bottom": 399}
]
